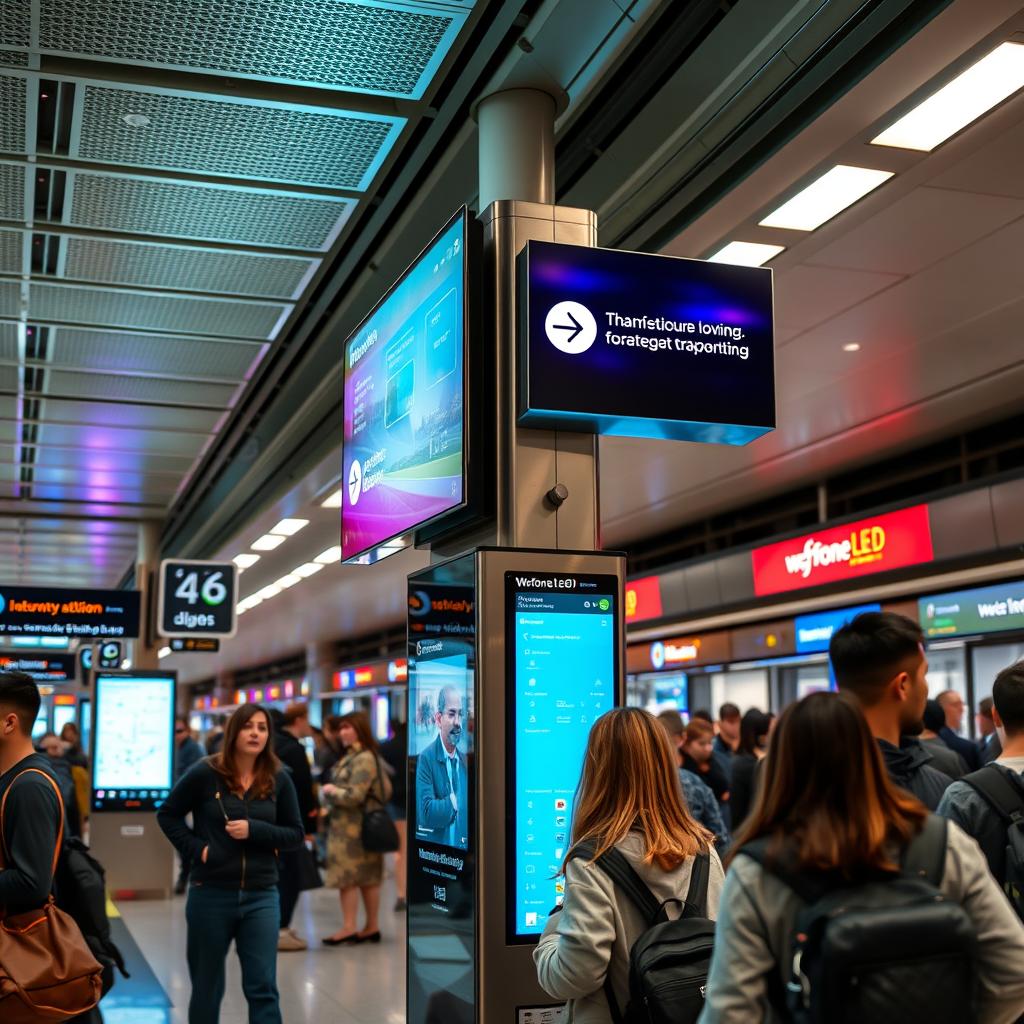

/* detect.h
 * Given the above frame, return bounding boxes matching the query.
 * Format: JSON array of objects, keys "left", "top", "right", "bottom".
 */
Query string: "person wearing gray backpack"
[
  {"left": 700, "top": 692, "right": 1024, "bottom": 1024},
  {"left": 939, "top": 661, "right": 1024, "bottom": 922},
  {"left": 534, "top": 708, "right": 724, "bottom": 1024}
]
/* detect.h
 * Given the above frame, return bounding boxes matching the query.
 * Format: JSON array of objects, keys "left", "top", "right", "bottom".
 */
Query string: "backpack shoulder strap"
[
  {"left": 0, "top": 767, "right": 65, "bottom": 881},
  {"left": 962, "top": 764, "right": 1024, "bottom": 825},
  {"left": 589, "top": 847, "right": 664, "bottom": 925},
  {"left": 901, "top": 814, "right": 947, "bottom": 886},
  {"left": 681, "top": 850, "right": 710, "bottom": 919}
]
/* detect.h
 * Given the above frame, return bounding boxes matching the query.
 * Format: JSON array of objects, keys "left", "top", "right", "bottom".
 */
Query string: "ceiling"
[
  {"left": 0, "top": 0, "right": 483, "bottom": 586},
  {"left": 169, "top": 0, "right": 1024, "bottom": 683}
]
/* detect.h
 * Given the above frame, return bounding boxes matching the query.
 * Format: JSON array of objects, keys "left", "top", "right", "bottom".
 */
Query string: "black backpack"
[
  {"left": 572, "top": 841, "right": 714, "bottom": 1024},
  {"left": 962, "top": 762, "right": 1024, "bottom": 920},
  {"left": 742, "top": 815, "right": 977, "bottom": 1024},
  {"left": 54, "top": 837, "right": 129, "bottom": 997}
]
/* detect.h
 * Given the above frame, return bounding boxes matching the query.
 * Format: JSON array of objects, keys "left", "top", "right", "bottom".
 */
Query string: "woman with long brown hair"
[
  {"left": 321, "top": 711, "right": 392, "bottom": 945},
  {"left": 534, "top": 707, "right": 723, "bottom": 1023},
  {"left": 158, "top": 703, "right": 304, "bottom": 1024},
  {"left": 701, "top": 692, "right": 1024, "bottom": 1023}
]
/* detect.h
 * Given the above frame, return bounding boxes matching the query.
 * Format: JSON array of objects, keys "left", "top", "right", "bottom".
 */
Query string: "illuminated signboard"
[
  {"left": 0, "top": 586, "right": 140, "bottom": 639},
  {"left": 333, "top": 658, "right": 408, "bottom": 690},
  {"left": 627, "top": 631, "right": 731, "bottom": 673},
  {"left": 625, "top": 576, "right": 663, "bottom": 623},
  {"left": 794, "top": 603, "right": 881, "bottom": 654},
  {"left": 518, "top": 241, "right": 775, "bottom": 443},
  {"left": 0, "top": 652, "right": 75, "bottom": 682},
  {"left": 751, "top": 505, "right": 933, "bottom": 597},
  {"left": 920, "top": 580, "right": 1024, "bottom": 639},
  {"left": 158, "top": 560, "right": 237, "bottom": 638},
  {"left": 342, "top": 209, "right": 468, "bottom": 563}
]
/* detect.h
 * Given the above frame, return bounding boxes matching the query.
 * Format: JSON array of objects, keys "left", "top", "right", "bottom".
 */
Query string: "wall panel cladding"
[
  {"left": 38, "top": 0, "right": 466, "bottom": 98},
  {"left": 0, "top": 75, "right": 27, "bottom": 153},
  {"left": 0, "top": 164, "right": 25, "bottom": 221}
]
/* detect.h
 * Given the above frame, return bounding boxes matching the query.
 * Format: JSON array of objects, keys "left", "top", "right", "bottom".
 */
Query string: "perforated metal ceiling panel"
[
  {"left": 0, "top": 322, "right": 19, "bottom": 361},
  {"left": 0, "top": 52, "right": 29, "bottom": 67},
  {"left": 39, "top": 0, "right": 472, "bottom": 99},
  {"left": 0, "top": 280, "right": 21, "bottom": 318},
  {"left": 0, "top": 364, "right": 18, "bottom": 391},
  {"left": 39, "top": 397, "right": 225, "bottom": 434},
  {"left": 44, "top": 327, "right": 263, "bottom": 381},
  {"left": 0, "top": 230, "right": 21, "bottom": 274},
  {"left": 62, "top": 238, "right": 316, "bottom": 300},
  {"left": 28, "top": 283, "right": 289, "bottom": 339},
  {"left": 0, "top": 2, "right": 30, "bottom": 48},
  {"left": 44, "top": 370, "right": 239, "bottom": 409},
  {"left": 34, "top": 421, "right": 210, "bottom": 456},
  {"left": 0, "top": 75, "right": 27, "bottom": 153},
  {"left": 30, "top": 443, "right": 197, "bottom": 476},
  {"left": 76, "top": 85, "right": 405, "bottom": 191},
  {"left": 66, "top": 172, "right": 353, "bottom": 250},
  {"left": 0, "top": 164, "right": 25, "bottom": 221}
]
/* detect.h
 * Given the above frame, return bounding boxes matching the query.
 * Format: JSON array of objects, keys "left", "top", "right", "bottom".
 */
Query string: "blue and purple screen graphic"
[
  {"left": 518, "top": 242, "right": 774, "bottom": 444},
  {"left": 342, "top": 214, "right": 465, "bottom": 561}
]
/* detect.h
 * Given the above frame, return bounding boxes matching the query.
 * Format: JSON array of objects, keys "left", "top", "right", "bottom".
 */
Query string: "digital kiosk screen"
[
  {"left": 342, "top": 210, "right": 467, "bottom": 563},
  {"left": 92, "top": 672, "right": 175, "bottom": 812},
  {"left": 507, "top": 572, "right": 619, "bottom": 941},
  {"left": 407, "top": 555, "right": 476, "bottom": 1024}
]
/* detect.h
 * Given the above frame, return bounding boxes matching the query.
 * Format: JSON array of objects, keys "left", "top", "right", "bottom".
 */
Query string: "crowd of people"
[{"left": 1, "top": 608, "right": 1024, "bottom": 1022}]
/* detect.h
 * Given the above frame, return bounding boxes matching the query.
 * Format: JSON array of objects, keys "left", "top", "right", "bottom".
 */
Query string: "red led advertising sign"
[
  {"left": 751, "top": 505, "right": 933, "bottom": 597},
  {"left": 625, "top": 576, "right": 663, "bottom": 623}
]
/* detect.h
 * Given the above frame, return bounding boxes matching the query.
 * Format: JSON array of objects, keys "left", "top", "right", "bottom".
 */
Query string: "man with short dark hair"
[
  {"left": 936, "top": 690, "right": 981, "bottom": 772},
  {"left": 977, "top": 696, "right": 1003, "bottom": 765},
  {"left": 0, "top": 672, "right": 62, "bottom": 914},
  {"left": 919, "top": 700, "right": 968, "bottom": 780},
  {"left": 830, "top": 611, "right": 952, "bottom": 809},
  {"left": 714, "top": 702, "right": 741, "bottom": 760},
  {"left": 938, "top": 662, "right": 1024, "bottom": 891}
]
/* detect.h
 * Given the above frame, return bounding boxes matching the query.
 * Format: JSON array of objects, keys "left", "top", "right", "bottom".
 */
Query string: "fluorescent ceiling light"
[
  {"left": 257, "top": 584, "right": 282, "bottom": 600},
  {"left": 233, "top": 553, "right": 260, "bottom": 570},
  {"left": 759, "top": 165, "right": 894, "bottom": 231},
  {"left": 158, "top": 647, "right": 171, "bottom": 660},
  {"left": 270, "top": 518, "right": 309, "bottom": 537},
  {"left": 872, "top": 42, "right": 1024, "bottom": 152},
  {"left": 294, "top": 562, "right": 324, "bottom": 578},
  {"left": 236, "top": 605, "right": 248, "bottom": 616},
  {"left": 250, "top": 533, "right": 286, "bottom": 551},
  {"left": 275, "top": 574, "right": 301, "bottom": 589},
  {"left": 706, "top": 241, "right": 785, "bottom": 267},
  {"left": 843, "top": 342, "right": 861, "bottom": 352},
  {"left": 321, "top": 490, "right": 343, "bottom": 509},
  {"left": 315, "top": 546, "right": 343, "bottom": 564}
]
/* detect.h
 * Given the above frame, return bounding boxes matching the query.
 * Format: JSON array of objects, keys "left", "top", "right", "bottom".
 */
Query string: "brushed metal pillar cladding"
[{"left": 480, "top": 200, "right": 600, "bottom": 551}]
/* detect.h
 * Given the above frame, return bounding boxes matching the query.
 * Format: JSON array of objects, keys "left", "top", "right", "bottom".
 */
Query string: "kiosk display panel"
[
  {"left": 92, "top": 672, "right": 175, "bottom": 812},
  {"left": 506, "top": 571, "right": 619, "bottom": 942}
]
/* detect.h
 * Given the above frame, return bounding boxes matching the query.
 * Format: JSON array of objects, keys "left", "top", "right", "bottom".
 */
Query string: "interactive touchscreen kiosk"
[
  {"left": 506, "top": 571, "right": 619, "bottom": 941},
  {"left": 92, "top": 672, "right": 175, "bottom": 812}
]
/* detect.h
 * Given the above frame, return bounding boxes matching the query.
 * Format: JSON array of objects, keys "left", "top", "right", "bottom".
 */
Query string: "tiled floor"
[{"left": 116, "top": 878, "right": 406, "bottom": 1024}]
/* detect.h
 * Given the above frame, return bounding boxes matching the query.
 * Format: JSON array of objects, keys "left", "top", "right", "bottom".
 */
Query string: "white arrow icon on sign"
[
  {"left": 348, "top": 460, "right": 362, "bottom": 505},
  {"left": 545, "top": 301, "right": 597, "bottom": 355}
]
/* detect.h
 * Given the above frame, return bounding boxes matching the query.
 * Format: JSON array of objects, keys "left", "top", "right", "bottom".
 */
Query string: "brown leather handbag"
[{"left": 0, "top": 768, "right": 103, "bottom": 1021}]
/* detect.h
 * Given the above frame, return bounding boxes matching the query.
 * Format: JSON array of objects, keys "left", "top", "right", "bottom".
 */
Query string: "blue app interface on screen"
[{"left": 512, "top": 580, "right": 616, "bottom": 938}]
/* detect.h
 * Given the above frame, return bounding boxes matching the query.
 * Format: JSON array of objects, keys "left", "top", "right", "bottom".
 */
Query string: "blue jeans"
[{"left": 186, "top": 886, "right": 282, "bottom": 1024}]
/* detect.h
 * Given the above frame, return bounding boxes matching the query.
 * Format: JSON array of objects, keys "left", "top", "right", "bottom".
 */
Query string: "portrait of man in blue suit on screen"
[{"left": 415, "top": 684, "right": 469, "bottom": 850}]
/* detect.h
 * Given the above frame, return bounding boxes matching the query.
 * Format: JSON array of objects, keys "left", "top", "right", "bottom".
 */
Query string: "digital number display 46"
[{"left": 158, "top": 560, "right": 237, "bottom": 639}]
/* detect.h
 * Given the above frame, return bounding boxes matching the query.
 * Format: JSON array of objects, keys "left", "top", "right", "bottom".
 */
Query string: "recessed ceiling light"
[
  {"left": 250, "top": 533, "right": 286, "bottom": 551},
  {"left": 275, "top": 574, "right": 301, "bottom": 589},
  {"left": 257, "top": 584, "right": 282, "bottom": 600},
  {"left": 158, "top": 646, "right": 171, "bottom": 659},
  {"left": 294, "top": 562, "right": 324, "bottom": 578},
  {"left": 270, "top": 518, "right": 309, "bottom": 537},
  {"left": 122, "top": 113, "right": 152, "bottom": 128},
  {"left": 706, "top": 241, "right": 785, "bottom": 267},
  {"left": 759, "top": 165, "right": 894, "bottom": 231},
  {"left": 843, "top": 342, "right": 861, "bottom": 352},
  {"left": 321, "top": 490, "right": 343, "bottom": 509},
  {"left": 315, "top": 546, "right": 343, "bottom": 564},
  {"left": 872, "top": 41, "right": 1024, "bottom": 152},
  {"left": 233, "top": 553, "right": 260, "bottom": 570}
]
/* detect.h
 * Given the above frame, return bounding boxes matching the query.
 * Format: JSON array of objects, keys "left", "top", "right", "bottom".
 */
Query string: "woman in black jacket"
[
  {"left": 727, "top": 708, "right": 771, "bottom": 833},
  {"left": 158, "top": 704, "right": 303, "bottom": 1024}
]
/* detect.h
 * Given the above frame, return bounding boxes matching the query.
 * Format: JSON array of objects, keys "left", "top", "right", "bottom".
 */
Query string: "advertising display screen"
[
  {"left": 506, "top": 572, "right": 618, "bottom": 942},
  {"left": 342, "top": 210, "right": 467, "bottom": 562},
  {"left": 0, "top": 652, "right": 75, "bottom": 682},
  {"left": 407, "top": 556, "right": 476, "bottom": 1024},
  {"left": 795, "top": 603, "right": 881, "bottom": 654},
  {"left": 92, "top": 673, "right": 175, "bottom": 812},
  {"left": 518, "top": 241, "right": 774, "bottom": 444},
  {"left": 0, "top": 586, "right": 140, "bottom": 639},
  {"left": 920, "top": 580, "right": 1024, "bottom": 638}
]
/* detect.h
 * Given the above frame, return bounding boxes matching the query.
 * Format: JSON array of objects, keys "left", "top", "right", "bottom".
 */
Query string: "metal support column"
[{"left": 135, "top": 520, "right": 162, "bottom": 671}]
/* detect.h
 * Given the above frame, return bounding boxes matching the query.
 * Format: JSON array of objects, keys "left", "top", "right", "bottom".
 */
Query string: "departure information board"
[
  {"left": 506, "top": 572, "right": 618, "bottom": 941},
  {"left": 92, "top": 673, "right": 175, "bottom": 812}
]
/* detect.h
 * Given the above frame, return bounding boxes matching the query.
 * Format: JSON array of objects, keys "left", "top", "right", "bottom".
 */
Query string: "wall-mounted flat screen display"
[
  {"left": 506, "top": 572, "right": 618, "bottom": 942},
  {"left": 795, "top": 603, "right": 881, "bottom": 654},
  {"left": 342, "top": 209, "right": 468, "bottom": 563},
  {"left": 92, "top": 672, "right": 175, "bottom": 812},
  {"left": 920, "top": 580, "right": 1024, "bottom": 639}
]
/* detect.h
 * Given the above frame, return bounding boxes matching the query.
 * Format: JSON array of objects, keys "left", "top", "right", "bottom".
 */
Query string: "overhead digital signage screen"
[
  {"left": 0, "top": 586, "right": 141, "bottom": 639},
  {"left": 920, "top": 580, "right": 1024, "bottom": 639},
  {"left": 518, "top": 241, "right": 774, "bottom": 444},
  {"left": 0, "top": 652, "right": 75, "bottom": 683},
  {"left": 342, "top": 209, "right": 468, "bottom": 563},
  {"left": 506, "top": 571, "right": 618, "bottom": 942},
  {"left": 92, "top": 672, "right": 175, "bottom": 813},
  {"left": 795, "top": 603, "right": 881, "bottom": 654}
]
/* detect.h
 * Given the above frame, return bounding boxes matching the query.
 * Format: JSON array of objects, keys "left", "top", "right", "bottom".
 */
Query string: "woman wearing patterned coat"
[{"left": 320, "top": 711, "right": 392, "bottom": 945}]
